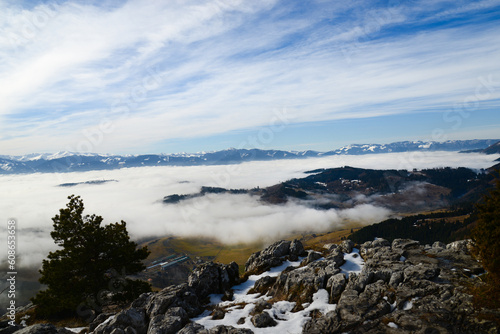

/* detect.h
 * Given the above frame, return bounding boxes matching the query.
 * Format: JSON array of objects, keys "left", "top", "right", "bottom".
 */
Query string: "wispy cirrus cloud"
[{"left": 1, "top": 0, "right": 499, "bottom": 154}]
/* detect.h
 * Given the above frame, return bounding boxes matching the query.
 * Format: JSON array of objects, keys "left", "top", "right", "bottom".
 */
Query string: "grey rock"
[
  {"left": 144, "top": 284, "right": 201, "bottom": 318},
  {"left": 346, "top": 269, "right": 374, "bottom": 293},
  {"left": 392, "top": 239, "right": 420, "bottom": 250},
  {"left": 336, "top": 288, "right": 362, "bottom": 326},
  {"left": 147, "top": 307, "right": 188, "bottom": 334},
  {"left": 211, "top": 307, "right": 225, "bottom": 320},
  {"left": 177, "top": 323, "right": 209, "bottom": 334},
  {"left": 188, "top": 262, "right": 239, "bottom": 300},
  {"left": 389, "top": 271, "right": 404, "bottom": 287},
  {"left": 94, "top": 308, "right": 148, "bottom": 334},
  {"left": 403, "top": 264, "right": 440, "bottom": 282},
  {"left": 14, "top": 324, "right": 58, "bottom": 334},
  {"left": 338, "top": 280, "right": 391, "bottom": 327},
  {"left": 340, "top": 240, "right": 355, "bottom": 254},
  {"left": 267, "top": 240, "right": 292, "bottom": 257},
  {"left": 372, "top": 238, "right": 390, "bottom": 248},
  {"left": 251, "top": 276, "right": 276, "bottom": 294},
  {"left": 302, "top": 251, "right": 322, "bottom": 266},
  {"left": 208, "top": 326, "right": 253, "bottom": 334},
  {"left": 130, "top": 292, "right": 152, "bottom": 309},
  {"left": 250, "top": 300, "right": 272, "bottom": 317},
  {"left": 324, "top": 243, "right": 339, "bottom": 252},
  {"left": 89, "top": 313, "right": 114, "bottom": 332},
  {"left": 250, "top": 312, "right": 277, "bottom": 328},
  {"left": 289, "top": 239, "right": 306, "bottom": 260},
  {"left": 123, "top": 327, "right": 136, "bottom": 334},
  {"left": 432, "top": 241, "right": 446, "bottom": 249},
  {"left": 245, "top": 239, "right": 305, "bottom": 274},
  {"left": 360, "top": 239, "right": 400, "bottom": 261},
  {"left": 303, "top": 311, "right": 341, "bottom": 334},
  {"left": 372, "top": 269, "right": 393, "bottom": 283},
  {"left": 269, "top": 258, "right": 340, "bottom": 304},
  {"left": 446, "top": 240, "right": 472, "bottom": 254},
  {"left": 327, "top": 273, "right": 347, "bottom": 302},
  {"left": 109, "top": 329, "right": 124, "bottom": 334},
  {"left": 326, "top": 248, "right": 344, "bottom": 267}
]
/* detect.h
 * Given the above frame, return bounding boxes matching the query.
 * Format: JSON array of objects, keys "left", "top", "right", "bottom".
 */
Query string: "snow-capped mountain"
[
  {"left": 1, "top": 139, "right": 498, "bottom": 174},
  {"left": 324, "top": 139, "right": 500, "bottom": 155}
]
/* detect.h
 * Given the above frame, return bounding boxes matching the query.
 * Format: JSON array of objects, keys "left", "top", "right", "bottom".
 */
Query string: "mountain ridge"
[{"left": 1, "top": 139, "right": 498, "bottom": 174}]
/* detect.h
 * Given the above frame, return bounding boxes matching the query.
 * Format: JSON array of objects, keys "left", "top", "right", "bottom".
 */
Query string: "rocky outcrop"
[
  {"left": 268, "top": 246, "right": 344, "bottom": 305},
  {"left": 188, "top": 262, "right": 239, "bottom": 300},
  {"left": 250, "top": 312, "right": 276, "bottom": 328},
  {"left": 9, "top": 324, "right": 74, "bottom": 334},
  {"left": 303, "top": 238, "right": 498, "bottom": 334},
  {"left": 11, "top": 324, "right": 57, "bottom": 334},
  {"left": 88, "top": 261, "right": 241, "bottom": 334},
  {"left": 28, "top": 238, "right": 498, "bottom": 334},
  {"left": 244, "top": 239, "right": 306, "bottom": 274}
]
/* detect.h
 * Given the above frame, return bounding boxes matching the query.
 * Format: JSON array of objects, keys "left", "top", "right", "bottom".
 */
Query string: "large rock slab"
[
  {"left": 188, "top": 262, "right": 239, "bottom": 300},
  {"left": 244, "top": 240, "right": 305, "bottom": 274},
  {"left": 93, "top": 308, "right": 148, "bottom": 334}
]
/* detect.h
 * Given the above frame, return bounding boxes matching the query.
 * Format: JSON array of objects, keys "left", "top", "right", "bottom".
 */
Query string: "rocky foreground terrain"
[{"left": 6, "top": 238, "right": 500, "bottom": 334}]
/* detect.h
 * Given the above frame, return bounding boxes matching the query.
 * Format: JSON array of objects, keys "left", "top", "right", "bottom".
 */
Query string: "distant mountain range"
[{"left": 1, "top": 139, "right": 499, "bottom": 174}]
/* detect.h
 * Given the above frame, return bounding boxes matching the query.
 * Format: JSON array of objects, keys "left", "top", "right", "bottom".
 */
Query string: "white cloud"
[{"left": 0, "top": 152, "right": 497, "bottom": 270}]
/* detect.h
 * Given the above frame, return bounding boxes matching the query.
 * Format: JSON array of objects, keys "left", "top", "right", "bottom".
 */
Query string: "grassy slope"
[
  {"left": 141, "top": 225, "right": 363, "bottom": 276},
  {"left": 142, "top": 236, "right": 264, "bottom": 276}
]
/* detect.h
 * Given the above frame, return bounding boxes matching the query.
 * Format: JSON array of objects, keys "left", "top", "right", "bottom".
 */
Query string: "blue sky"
[{"left": 1, "top": 0, "right": 499, "bottom": 155}]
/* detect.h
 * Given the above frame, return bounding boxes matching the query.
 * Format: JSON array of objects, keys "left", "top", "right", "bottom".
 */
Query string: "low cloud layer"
[{"left": 0, "top": 152, "right": 497, "bottom": 270}]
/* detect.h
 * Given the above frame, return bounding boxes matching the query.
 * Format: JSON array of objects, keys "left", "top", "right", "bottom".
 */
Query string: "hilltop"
[{"left": 164, "top": 165, "right": 497, "bottom": 213}]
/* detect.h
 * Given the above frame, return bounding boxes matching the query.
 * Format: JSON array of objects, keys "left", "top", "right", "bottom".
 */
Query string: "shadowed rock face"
[
  {"left": 18, "top": 238, "right": 499, "bottom": 334},
  {"left": 187, "top": 261, "right": 240, "bottom": 301}
]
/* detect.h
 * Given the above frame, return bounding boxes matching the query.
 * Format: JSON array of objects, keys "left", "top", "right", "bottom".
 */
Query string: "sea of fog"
[{"left": 0, "top": 151, "right": 498, "bottom": 270}]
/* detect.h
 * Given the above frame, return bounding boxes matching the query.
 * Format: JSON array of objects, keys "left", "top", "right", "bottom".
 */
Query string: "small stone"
[{"left": 251, "top": 312, "right": 277, "bottom": 328}]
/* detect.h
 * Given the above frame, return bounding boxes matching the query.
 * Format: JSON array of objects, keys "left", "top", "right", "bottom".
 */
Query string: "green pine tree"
[
  {"left": 471, "top": 172, "right": 500, "bottom": 308},
  {"left": 32, "top": 195, "right": 151, "bottom": 319}
]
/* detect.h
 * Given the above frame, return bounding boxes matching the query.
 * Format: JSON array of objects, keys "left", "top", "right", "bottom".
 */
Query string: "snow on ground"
[
  {"left": 340, "top": 248, "right": 364, "bottom": 278},
  {"left": 66, "top": 327, "right": 87, "bottom": 333},
  {"left": 388, "top": 322, "right": 399, "bottom": 328},
  {"left": 194, "top": 249, "right": 365, "bottom": 333}
]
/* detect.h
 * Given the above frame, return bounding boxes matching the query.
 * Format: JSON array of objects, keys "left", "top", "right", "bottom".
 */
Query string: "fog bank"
[{"left": 0, "top": 152, "right": 497, "bottom": 269}]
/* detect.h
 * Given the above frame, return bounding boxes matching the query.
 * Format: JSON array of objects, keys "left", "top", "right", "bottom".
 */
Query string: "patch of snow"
[
  {"left": 66, "top": 327, "right": 87, "bottom": 333},
  {"left": 0, "top": 164, "right": 12, "bottom": 171},
  {"left": 418, "top": 143, "right": 432, "bottom": 149},
  {"left": 340, "top": 248, "right": 364, "bottom": 277},
  {"left": 403, "top": 300, "right": 413, "bottom": 310},
  {"left": 388, "top": 322, "right": 399, "bottom": 328}
]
